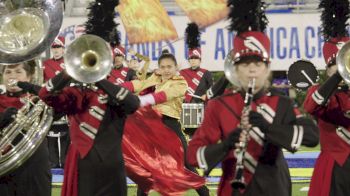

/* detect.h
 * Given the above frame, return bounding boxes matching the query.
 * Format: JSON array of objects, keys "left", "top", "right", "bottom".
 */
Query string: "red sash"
[{"left": 180, "top": 68, "right": 206, "bottom": 103}]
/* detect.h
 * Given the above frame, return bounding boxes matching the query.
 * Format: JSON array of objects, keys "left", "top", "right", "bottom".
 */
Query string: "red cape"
[{"left": 123, "top": 107, "right": 205, "bottom": 195}]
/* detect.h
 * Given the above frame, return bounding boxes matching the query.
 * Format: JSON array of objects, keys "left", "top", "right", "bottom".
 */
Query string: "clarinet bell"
[{"left": 231, "top": 168, "right": 246, "bottom": 189}]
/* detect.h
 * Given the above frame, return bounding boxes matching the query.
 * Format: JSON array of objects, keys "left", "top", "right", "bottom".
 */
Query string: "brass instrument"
[
  {"left": 0, "top": 0, "right": 62, "bottom": 175},
  {"left": 0, "top": 0, "right": 63, "bottom": 64},
  {"left": 0, "top": 96, "right": 53, "bottom": 176},
  {"left": 336, "top": 41, "right": 350, "bottom": 84},
  {"left": 64, "top": 34, "right": 113, "bottom": 83}
]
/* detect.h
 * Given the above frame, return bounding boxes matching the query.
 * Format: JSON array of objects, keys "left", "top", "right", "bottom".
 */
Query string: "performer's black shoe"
[{"left": 196, "top": 185, "right": 210, "bottom": 196}]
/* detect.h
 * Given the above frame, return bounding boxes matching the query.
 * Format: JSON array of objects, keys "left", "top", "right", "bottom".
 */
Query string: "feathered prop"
[
  {"left": 185, "top": 23, "right": 201, "bottom": 49},
  {"left": 109, "top": 24, "right": 121, "bottom": 48},
  {"left": 227, "top": 0, "right": 268, "bottom": 34},
  {"left": 319, "top": 0, "right": 350, "bottom": 40},
  {"left": 84, "top": 0, "right": 120, "bottom": 42}
]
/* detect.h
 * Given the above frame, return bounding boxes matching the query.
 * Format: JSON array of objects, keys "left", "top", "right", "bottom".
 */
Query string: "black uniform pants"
[
  {"left": 78, "top": 145, "right": 127, "bottom": 196},
  {"left": 330, "top": 157, "right": 350, "bottom": 196},
  {"left": 0, "top": 139, "right": 51, "bottom": 196},
  {"left": 47, "top": 124, "right": 70, "bottom": 168}
]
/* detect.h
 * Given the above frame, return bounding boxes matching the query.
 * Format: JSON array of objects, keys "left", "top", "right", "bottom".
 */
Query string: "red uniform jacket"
[
  {"left": 39, "top": 82, "right": 139, "bottom": 196},
  {"left": 107, "top": 66, "right": 136, "bottom": 85},
  {"left": 39, "top": 86, "right": 111, "bottom": 158},
  {"left": 188, "top": 89, "right": 318, "bottom": 196},
  {"left": 43, "top": 58, "right": 65, "bottom": 81},
  {"left": 180, "top": 67, "right": 213, "bottom": 103},
  {"left": 304, "top": 85, "right": 350, "bottom": 196},
  {"left": 0, "top": 91, "right": 26, "bottom": 112}
]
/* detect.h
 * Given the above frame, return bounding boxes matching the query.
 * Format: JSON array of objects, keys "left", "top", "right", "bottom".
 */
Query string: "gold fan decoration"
[
  {"left": 175, "top": 0, "right": 229, "bottom": 28},
  {"left": 118, "top": 0, "right": 178, "bottom": 44}
]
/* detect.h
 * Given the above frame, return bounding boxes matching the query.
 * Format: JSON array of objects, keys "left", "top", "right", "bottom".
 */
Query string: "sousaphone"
[
  {"left": 0, "top": 0, "right": 63, "bottom": 64},
  {"left": 0, "top": 0, "right": 62, "bottom": 176}
]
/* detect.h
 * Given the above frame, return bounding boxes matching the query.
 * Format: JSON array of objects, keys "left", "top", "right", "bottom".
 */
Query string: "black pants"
[
  {"left": 0, "top": 139, "right": 51, "bottom": 196},
  {"left": 330, "top": 157, "right": 350, "bottom": 196},
  {"left": 47, "top": 124, "right": 70, "bottom": 168},
  {"left": 137, "top": 116, "right": 209, "bottom": 196},
  {"left": 78, "top": 146, "right": 127, "bottom": 196},
  {"left": 184, "top": 128, "right": 197, "bottom": 137}
]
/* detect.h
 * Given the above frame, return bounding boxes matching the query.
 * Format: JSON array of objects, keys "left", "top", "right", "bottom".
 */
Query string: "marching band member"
[
  {"left": 180, "top": 23, "right": 213, "bottom": 136},
  {"left": 38, "top": 70, "right": 140, "bottom": 196},
  {"left": 0, "top": 62, "right": 51, "bottom": 196},
  {"left": 187, "top": 1, "right": 319, "bottom": 195},
  {"left": 43, "top": 36, "right": 70, "bottom": 169},
  {"left": 43, "top": 36, "right": 66, "bottom": 81},
  {"left": 122, "top": 49, "right": 209, "bottom": 195},
  {"left": 304, "top": 0, "right": 350, "bottom": 195},
  {"left": 107, "top": 45, "right": 137, "bottom": 85}
]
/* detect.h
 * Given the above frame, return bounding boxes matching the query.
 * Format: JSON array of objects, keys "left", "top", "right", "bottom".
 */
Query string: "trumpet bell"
[
  {"left": 337, "top": 41, "right": 350, "bottom": 84},
  {"left": 0, "top": 0, "right": 63, "bottom": 64},
  {"left": 65, "top": 35, "right": 113, "bottom": 83}
]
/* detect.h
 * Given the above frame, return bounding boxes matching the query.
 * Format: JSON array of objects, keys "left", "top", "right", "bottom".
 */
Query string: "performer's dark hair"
[
  {"left": 158, "top": 49, "right": 177, "bottom": 66},
  {"left": 2, "top": 61, "right": 35, "bottom": 76}
]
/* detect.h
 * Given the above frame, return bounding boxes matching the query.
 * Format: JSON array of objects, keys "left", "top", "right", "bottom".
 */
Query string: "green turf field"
[
  {"left": 52, "top": 183, "right": 310, "bottom": 196},
  {"left": 51, "top": 145, "right": 320, "bottom": 195}
]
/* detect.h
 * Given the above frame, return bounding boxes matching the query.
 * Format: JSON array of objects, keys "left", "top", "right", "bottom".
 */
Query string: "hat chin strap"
[
  {"left": 115, "top": 64, "right": 123, "bottom": 69},
  {"left": 190, "top": 65, "right": 200, "bottom": 70}
]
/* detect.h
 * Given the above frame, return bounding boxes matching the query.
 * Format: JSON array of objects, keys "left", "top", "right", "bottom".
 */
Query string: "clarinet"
[{"left": 231, "top": 78, "right": 256, "bottom": 189}]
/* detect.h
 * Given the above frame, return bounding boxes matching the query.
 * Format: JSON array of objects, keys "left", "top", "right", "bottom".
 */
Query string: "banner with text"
[{"left": 60, "top": 13, "right": 350, "bottom": 71}]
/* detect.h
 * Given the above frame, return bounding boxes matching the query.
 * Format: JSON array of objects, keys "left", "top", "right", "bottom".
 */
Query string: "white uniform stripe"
[
  {"left": 46, "top": 80, "right": 54, "bottom": 92},
  {"left": 257, "top": 104, "right": 275, "bottom": 124},
  {"left": 291, "top": 125, "right": 299, "bottom": 148},
  {"left": 116, "top": 88, "right": 128, "bottom": 101},
  {"left": 79, "top": 123, "right": 97, "bottom": 139},
  {"left": 206, "top": 88, "right": 214, "bottom": 99},
  {"left": 251, "top": 127, "right": 265, "bottom": 139},
  {"left": 292, "top": 126, "right": 304, "bottom": 150},
  {"left": 197, "top": 71, "right": 204, "bottom": 77},
  {"left": 259, "top": 104, "right": 275, "bottom": 118},
  {"left": 89, "top": 106, "right": 105, "bottom": 121},
  {"left": 312, "top": 90, "right": 324, "bottom": 105},
  {"left": 187, "top": 87, "right": 195, "bottom": 95},
  {"left": 336, "top": 127, "right": 350, "bottom": 145},
  {"left": 249, "top": 130, "right": 264, "bottom": 146},
  {"left": 196, "top": 146, "right": 208, "bottom": 170},
  {"left": 98, "top": 95, "right": 108, "bottom": 104},
  {"left": 243, "top": 161, "right": 255, "bottom": 174},
  {"left": 192, "top": 78, "right": 200, "bottom": 86},
  {"left": 243, "top": 152, "right": 257, "bottom": 173},
  {"left": 258, "top": 109, "right": 274, "bottom": 124}
]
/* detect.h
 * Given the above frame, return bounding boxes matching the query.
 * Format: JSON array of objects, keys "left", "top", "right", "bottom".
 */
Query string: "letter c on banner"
[{"left": 305, "top": 26, "right": 315, "bottom": 58}]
